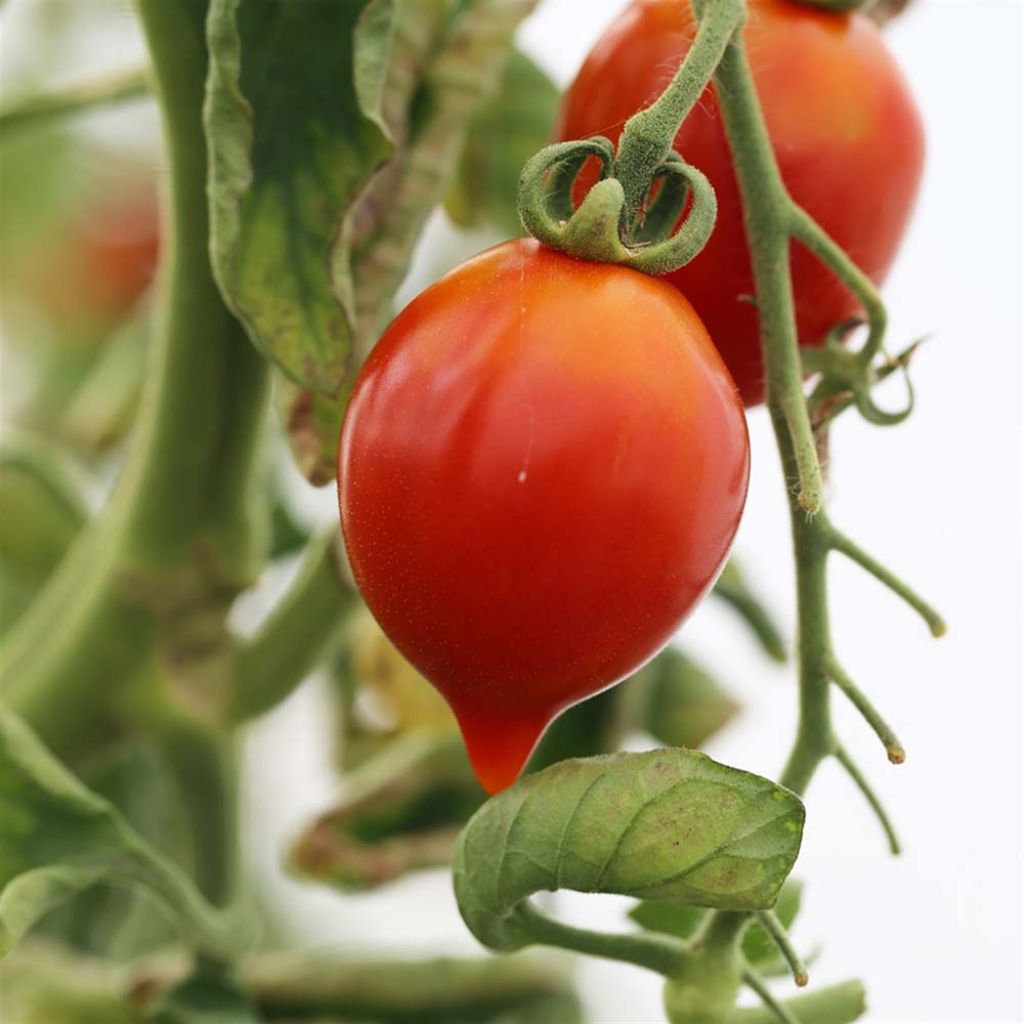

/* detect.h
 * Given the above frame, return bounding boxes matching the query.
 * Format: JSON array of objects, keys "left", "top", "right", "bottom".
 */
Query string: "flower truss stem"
[
  {"left": 755, "top": 911, "right": 809, "bottom": 987},
  {"left": 708, "top": 0, "right": 943, "bottom": 817},
  {"left": 742, "top": 969, "right": 801, "bottom": 1024}
]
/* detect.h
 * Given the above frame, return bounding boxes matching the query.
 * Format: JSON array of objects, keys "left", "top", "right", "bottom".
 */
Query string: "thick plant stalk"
[{"left": 0, "top": 0, "right": 269, "bottom": 902}]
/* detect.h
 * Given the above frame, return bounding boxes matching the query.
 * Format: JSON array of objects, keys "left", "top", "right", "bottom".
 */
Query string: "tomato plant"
[
  {"left": 339, "top": 239, "right": 749, "bottom": 793},
  {"left": 556, "top": 0, "right": 924, "bottom": 404},
  {"left": 0, "top": 1, "right": 956, "bottom": 1021}
]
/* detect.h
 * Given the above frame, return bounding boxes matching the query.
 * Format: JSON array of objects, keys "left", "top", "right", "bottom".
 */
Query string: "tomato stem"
[
  {"left": 754, "top": 910, "right": 809, "bottom": 988},
  {"left": 829, "top": 528, "right": 946, "bottom": 637},
  {"left": 834, "top": 744, "right": 902, "bottom": 855},
  {"left": 827, "top": 655, "right": 906, "bottom": 764},
  {"left": 742, "top": 967, "right": 801, "bottom": 1024},
  {"left": 516, "top": 0, "right": 743, "bottom": 275},
  {"left": 508, "top": 0, "right": 944, "bottom": 1002},
  {"left": 613, "top": 0, "right": 745, "bottom": 223},
  {"left": 513, "top": 901, "right": 689, "bottom": 978}
]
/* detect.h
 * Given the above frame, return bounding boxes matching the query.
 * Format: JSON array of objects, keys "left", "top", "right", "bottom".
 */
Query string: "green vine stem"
[
  {"left": 513, "top": 902, "right": 690, "bottom": 978},
  {"left": 612, "top": 0, "right": 743, "bottom": 222},
  {"left": 741, "top": 969, "right": 800, "bottom": 1024},
  {"left": 0, "top": 66, "right": 151, "bottom": 138},
  {"left": 704, "top": 0, "right": 945, "bottom": 806},
  {"left": 754, "top": 911, "right": 808, "bottom": 987}
]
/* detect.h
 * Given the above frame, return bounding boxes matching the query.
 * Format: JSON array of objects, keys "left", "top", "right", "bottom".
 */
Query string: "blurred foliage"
[
  {"left": 446, "top": 51, "right": 560, "bottom": 236},
  {"left": 0, "top": 943, "right": 583, "bottom": 1024},
  {"left": 291, "top": 735, "right": 483, "bottom": 891},
  {"left": 0, "top": 436, "right": 86, "bottom": 635},
  {"left": 636, "top": 647, "right": 741, "bottom": 750},
  {"left": 0, "top": 712, "right": 239, "bottom": 961}
]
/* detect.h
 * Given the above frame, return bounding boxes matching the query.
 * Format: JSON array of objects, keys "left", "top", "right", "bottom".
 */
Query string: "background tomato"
[
  {"left": 555, "top": 0, "right": 925, "bottom": 405},
  {"left": 339, "top": 239, "right": 749, "bottom": 793}
]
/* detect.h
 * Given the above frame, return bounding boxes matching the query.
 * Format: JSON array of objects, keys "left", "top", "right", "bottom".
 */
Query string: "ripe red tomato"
[
  {"left": 555, "top": 0, "right": 924, "bottom": 405},
  {"left": 339, "top": 240, "right": 749, "bottom": 793}
]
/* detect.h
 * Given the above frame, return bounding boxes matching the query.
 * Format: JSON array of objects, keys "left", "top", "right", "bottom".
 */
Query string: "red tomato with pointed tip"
[
  {"left": 339, "top": 240, "right": 749, "bottom": 793},
  {"left": 555, "top": 0, "right": 924, "bottom": 405}
]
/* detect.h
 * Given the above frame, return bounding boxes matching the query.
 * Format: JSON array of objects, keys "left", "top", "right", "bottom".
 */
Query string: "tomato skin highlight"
[
  {"left": 339, "top": 240, "right": 750, "bottom": 793},
  {"left": 555, "top": 0, "right": 925, "bottom": 405}
]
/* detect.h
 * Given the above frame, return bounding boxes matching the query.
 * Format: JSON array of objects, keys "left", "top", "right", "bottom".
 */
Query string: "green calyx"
[
  {"left": 517, "top": 138, "right": 717, "bottom": 275},
  {"left": 517, "top": 0, "right": 745, "bottom": 276}
]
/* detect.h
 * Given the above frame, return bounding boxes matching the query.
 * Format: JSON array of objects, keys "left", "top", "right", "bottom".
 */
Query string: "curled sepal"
[
  {"left": 453, "top": 749, "right": 804, "bottom": 954},
  {"left": 517, "top": 140, "right": 717, "bottom": 276}
]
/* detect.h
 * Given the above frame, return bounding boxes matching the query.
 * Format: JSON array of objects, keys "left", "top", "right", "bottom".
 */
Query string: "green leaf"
[
  {"left": 0, "top": 712, "right": 239, "bottom": 959},
  {"left": 453, "top": 749, "right": 804, "bottom": 953},
  {"left": 206, "top": 0, "right": 534, "bottom": 406},
  {"left": 354, "top": 0, "right": 446, "bottom": 144},
  {"left": 204, "top": 0, "right": 390, "bottom": 393},
  {"left": 638, "top": 648, "right": 740, "bottom": 750},
  {"left": 36, "top": 741, "right": 185, "bottom": 958},
  {"left": 0, "top": 437, "right": 86, "bottom": 636},
  {"left": 446, "top": 51, "right": 560, "bottom": 237},
  {"left": 250, "top": 0, "right": 537, "bottom": 482}
]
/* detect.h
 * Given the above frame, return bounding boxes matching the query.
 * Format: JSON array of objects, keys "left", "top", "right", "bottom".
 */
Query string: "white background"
[{"left": 2, "top": 2, "right": 1022, "bottom": 1022}]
